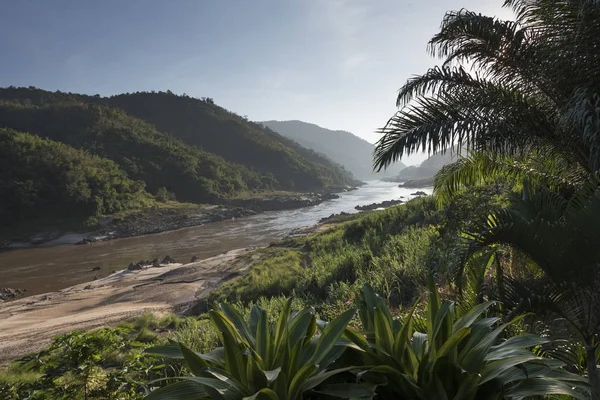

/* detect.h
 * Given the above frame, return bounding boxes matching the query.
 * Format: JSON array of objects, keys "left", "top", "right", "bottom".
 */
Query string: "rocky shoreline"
[{"left": 1, "top": 191, "right": 348, "bottom": 250}]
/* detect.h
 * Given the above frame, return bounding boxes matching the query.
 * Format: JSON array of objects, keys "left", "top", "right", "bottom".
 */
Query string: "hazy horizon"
[{"left": 1, "top": 0, "right": 513, "bottom": 166}]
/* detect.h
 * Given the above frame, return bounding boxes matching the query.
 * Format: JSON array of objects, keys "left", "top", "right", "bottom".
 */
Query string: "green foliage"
[
  {"left": 97, "top": 91, "right": 355, "bottom": 191},
  {"left": 0, "top": 87, "right": 355, "bottom": 204},
  {"left": 0, "top": 101, "right": 262, "bottom": 204},
  {"left": 348, "top": 282, "right": 590, "bottom": 399},
  {"left": 146, "top": 285, "right": 589, "bottom": 399},
  {"left": 145, "top": 300, "right": 358, "bottom": 399},
  {"left": 206, "top": 194, "right": 502, "bottom": 316},
  {"left": 0, "top": 128, "right": 153, "bottom": 225},
  {"left": 0, "top": 313, "right": 213, "bottom": 400}
]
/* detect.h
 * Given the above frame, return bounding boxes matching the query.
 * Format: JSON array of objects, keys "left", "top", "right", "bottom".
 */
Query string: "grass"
[
  {"left": 0, "top": 187, "right": 510, "bottom": 399},
  {"left": 196, "top": 196, "right": 449, "bottom": 318}
]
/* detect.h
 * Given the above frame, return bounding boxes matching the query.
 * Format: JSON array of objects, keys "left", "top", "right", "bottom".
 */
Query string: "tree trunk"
[{"left": 586, "top": 342, "right": 600, "bottom": 400}]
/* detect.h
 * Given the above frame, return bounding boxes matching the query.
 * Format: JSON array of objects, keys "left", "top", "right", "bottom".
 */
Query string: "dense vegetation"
[
  {"left": 0, "top": 128, "right": 153, "bottom": 225},
  {"left": 0, "top": 88, "right": 357, "bottom": 228},
  {"left": 1, "top": 0, "right": 600, "bottom": 399},
  {"left": 0, "top": 102, "right": 263, "bottom": 205},
  {"left": 0, "top": 87, "right": 355, "bottom": 195},
  {"left": 95, "top": 92, "right": 354, "bottom": 191},
  {"left": 263, "top": 120, "right": 406, "bottom": 180}
]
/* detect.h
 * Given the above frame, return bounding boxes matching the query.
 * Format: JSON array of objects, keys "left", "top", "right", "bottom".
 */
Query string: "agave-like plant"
[
  {"left": 144, "top": 300, "right": 362, "bottom": 400},
  {"left": 346, "top": 281, "right": 591, "bottom": 399}
]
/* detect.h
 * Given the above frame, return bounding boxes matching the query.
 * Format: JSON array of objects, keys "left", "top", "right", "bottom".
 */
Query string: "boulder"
[
  {"left": 0, "top": 287, "right": 27, "bottom": 301},
  {"left": 190, "top": 256, "right": 200, "bottom": 263},
  {"left": 318, "top": 211, "right": 351, "bottom": 224},
  {"left": 161, "top": 255, "right": 176, "bottom": 264},
  {"left": 91, "top": 266, "right": 101, "bottom": 271},
  {"left": 128, "top": 262, "right": 143, "bottom": 271},
  {"left": 411, "top": 191, "right": 428, "bottom": 197},
  {"left": 152, "top": 258, "right": 160, "bottom": 267},
  {"left": 355, "top": 199, "right": 404, "bottom": 211}
]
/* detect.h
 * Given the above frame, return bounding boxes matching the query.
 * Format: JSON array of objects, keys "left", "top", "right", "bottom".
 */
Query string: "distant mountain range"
[
  {"left": 262, "top": 120, "right": 406, "bottom": 180},
  {"left": 394, "top": 148, "right": 460, "bottom": 181}
]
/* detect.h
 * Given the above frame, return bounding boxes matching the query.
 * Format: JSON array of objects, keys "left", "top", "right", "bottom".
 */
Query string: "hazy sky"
[{"left": 0, "top": 0, "right": 512, "bottom": 165}]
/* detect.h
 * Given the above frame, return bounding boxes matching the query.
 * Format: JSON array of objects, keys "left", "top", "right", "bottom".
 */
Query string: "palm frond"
[{"left": 434, "top": 150, "right": 586, "bottom": 205}]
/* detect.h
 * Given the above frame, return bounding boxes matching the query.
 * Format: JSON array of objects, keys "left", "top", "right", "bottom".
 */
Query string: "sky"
[{"left": 0, "top": 0, "right": 512, "bottom": 166}]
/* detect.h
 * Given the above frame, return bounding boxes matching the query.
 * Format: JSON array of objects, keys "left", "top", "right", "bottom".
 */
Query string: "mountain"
[
  {"left": 394, "top": 149, "right": 458, "bottom": 180},
  {"left": 262, "top": 120, "right": 406, "bottom": 180},
  {"left": 0, "top": 100, "right": 263, "bottom": 204},
  {"left": 0, "top": 87, "right": 355, "bottom": 201},
  {"left": 0, "top": 128, "right": 153, "bottom": 225}
]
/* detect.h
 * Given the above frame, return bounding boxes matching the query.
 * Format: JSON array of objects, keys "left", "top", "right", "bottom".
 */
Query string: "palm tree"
[
  {"left": 374, "top": 0, "right": 600, "bottom": 177},
  {"left": 373, "top": 0, "right": 600, "bottom": 395}
]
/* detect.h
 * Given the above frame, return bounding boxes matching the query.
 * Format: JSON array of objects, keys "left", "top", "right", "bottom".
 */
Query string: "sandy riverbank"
[{"left": 0, "top": 247, "right": 262, "bottom": 364}]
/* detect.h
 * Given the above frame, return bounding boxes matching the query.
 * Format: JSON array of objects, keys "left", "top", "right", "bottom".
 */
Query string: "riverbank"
[
  {"left": 0, "top": 247, "right": 266, "bottom": 363},
  {"left": 0, "top": 191, "right": 346, "bottom": 250}
]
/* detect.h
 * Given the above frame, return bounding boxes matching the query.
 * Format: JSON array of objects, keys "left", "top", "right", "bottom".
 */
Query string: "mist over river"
[{"left": 0, "top": 181, "right": 431, "bottom": 296}]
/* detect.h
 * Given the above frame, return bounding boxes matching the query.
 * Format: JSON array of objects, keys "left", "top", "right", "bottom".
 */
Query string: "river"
[{"left": 0, "top": 181, "right": 431, "bottom": 296}]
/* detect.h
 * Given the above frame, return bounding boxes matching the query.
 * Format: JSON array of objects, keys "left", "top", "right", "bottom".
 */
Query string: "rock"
[
  {"left": 75, "top": 236, "right": 96, "bottom": 245},
  {"left": 152, "top": 258, "right": 160, "bottom": 267},
  {"left": 128, "top": 262, "right": 143, "bottom": 271},
  {"left": 91, "top": 266, "right": 101, "bottom": 271},
  {"left": 190, "top": 256, "right": 200, "bottom": 263},
  {"left": 318, "top": 211, "right": 351, "bottom": 224},
  {"left": 0, "top": 288, "right": 27, "bottom": 301},
  {"left": 93, "top": 276, "right": 99, "bottom": 280},
  {"left": 84, "top": 285, "right": 92, "bottom": 290},
  {"left": 355, "top": 199, "right": 404, "bottom": 211},
  {"left": 161, "top": 255, "right": 176, "bottom": 264},
  {"left": 411, "top": 191, "right": 428, "bottom": 197}
]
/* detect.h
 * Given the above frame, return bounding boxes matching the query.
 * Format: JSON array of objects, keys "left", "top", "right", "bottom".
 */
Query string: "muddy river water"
[{"left": 0, "top": 181, "right": 431, "bottom": 296}]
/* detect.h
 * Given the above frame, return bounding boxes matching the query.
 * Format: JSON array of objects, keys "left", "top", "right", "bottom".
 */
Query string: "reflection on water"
[{"left": 0, "top": 181, "right": 431, "bottom": 295}]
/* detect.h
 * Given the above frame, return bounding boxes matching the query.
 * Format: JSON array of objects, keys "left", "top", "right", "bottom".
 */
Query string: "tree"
[{"left": 373, "top": 0, "right": 600, "bottom": 395}]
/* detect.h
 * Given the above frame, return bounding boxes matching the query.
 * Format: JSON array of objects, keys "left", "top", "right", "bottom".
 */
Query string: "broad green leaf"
[
  {"left": 288, "top": 364, "right": 317, "bottom": 400},
  {"left": 301, "top": 367, "right": 356, "bottom": 392},
  {"left": 180, "top": 342, "right": 210, "bottom": 375},
  {"left": 504, "top": 377, "right": 590, "bottom": 400},
  {"left": 312, "top": 309, "right": 356, "bottom": 365},
  {"left": 264, "top": 367, "right": 281, "bottom": 383},
  {"left": 220, "top": 303, "right": 255, "bottom": 346},
  {"left": 436, "top": 327, "right": 471, "bottom": 360},
  {"left": 344, "top": 328, "right": 368, "bottom": 348},
  {"left": 255, "top": 307, "right": 269, "bottom": 366},
  {"left": 480, "top": 354, "right": 546, "bottom": 384},
  {"left": 145, "top": 340, "right": 184, "bottom": 359},
  {"left": 243, "top": 388, "right": 280, "bottom": 400},
  {"left": 452, "top": 301, "right": 495, "bottom": 334},
  {"left": 246, "top": 355, "right": 267, "bottom": 392},
  {"left": 144, "top": 380, "right": 209, "bottom": 400},
  {"left": 427, "top": 275, "right": 441, "bottom": 344},
  {"left": 374, "top": 308, "right": 394, "bottom": 354},
  {"left": 315, "top": 383, "right": 377, "bottom": 398},
  {"left": 287, "top": 308, "right": 315, "bottom": 348}
]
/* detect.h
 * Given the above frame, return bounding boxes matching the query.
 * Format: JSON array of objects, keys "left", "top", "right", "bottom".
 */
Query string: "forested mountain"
[
  {"left": 0, "top": 101, "right": 263, "bottom": 204},
  {"left": 0, "top": 87, "right": 355, "bottom": 199},
  {"left": 0, "top": 128, "right": 153, "bottom": 225},
  {"left": 262, "top": 120, "right": 406, "bottom": 180},
  {"left": 395, "top": 149, "right": 458, "bottom": 180},
  {"left": 92, "top": 93, "right": 353, "bottom": 190}
]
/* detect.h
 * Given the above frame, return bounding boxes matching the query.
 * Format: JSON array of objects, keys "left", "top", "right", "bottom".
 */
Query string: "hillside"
[
  {"left": 0, "top": 87, "right": 355, "bottom": 195},
  {"left": 0, "top": 101, "right": 262, "bottom": 204},
  {"left": 0, "top": 128, "right": 153, "bottom": 226},
  {"left": 93, "top": 92, "right": 355, "bottom": 191},
  {"left": 393, "top": 148, "right": 459, "bottom": 181},
  {"left": 262, "top": 120, "right": 406, "bottom": 180}
]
